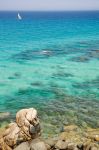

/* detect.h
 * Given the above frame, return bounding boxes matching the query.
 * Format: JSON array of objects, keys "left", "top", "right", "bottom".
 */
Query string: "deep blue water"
[{"left": 0, "top": 11, "right": 99, "bottom": 134}]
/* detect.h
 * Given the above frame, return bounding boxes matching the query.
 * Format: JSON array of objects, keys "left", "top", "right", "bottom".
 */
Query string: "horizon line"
[{"left": 0, "top": 9, "right": 99, "bottom": 12}]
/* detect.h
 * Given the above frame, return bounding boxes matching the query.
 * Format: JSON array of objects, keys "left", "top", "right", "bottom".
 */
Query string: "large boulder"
[
  {"left": 16, "top": 108, "right": 41, "bottom": 139},
  {"left": 0, "top": 108, "right": 41, "bottom": 150}
]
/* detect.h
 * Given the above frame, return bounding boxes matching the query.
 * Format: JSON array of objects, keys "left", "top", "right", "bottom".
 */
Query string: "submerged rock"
[
  {"left": 0, "top": 112, "right": 10, "bottom": 121},
  {"left": 64, "top": 125, "right": 78, "bottom": 132},
  {"left": 30, "top": 81, "right": 43, "bottom": 87},
  {"left": 0, "top": 108, "right": 99, "bottom": 150},
  {"left": 52, "top": 72, "right": 73, "bottom": 78},
  {"left": 88, "top": 50, "right": 99, "bottom": 59},
  {"left": 70, "top": 55, "right": 89, "bottom": 62},
  {"left": 8, "top": 72, "right": 21, "bottom": 80}
]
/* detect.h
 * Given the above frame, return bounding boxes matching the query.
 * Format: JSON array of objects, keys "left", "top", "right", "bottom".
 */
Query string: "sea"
[{"left": 0, "top": 11, "right": 99, "bottom": 136}]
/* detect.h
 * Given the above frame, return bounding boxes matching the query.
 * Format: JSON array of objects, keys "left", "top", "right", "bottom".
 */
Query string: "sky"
[{"left": 0, "top": 0, "right": 99, "bottom": 11}]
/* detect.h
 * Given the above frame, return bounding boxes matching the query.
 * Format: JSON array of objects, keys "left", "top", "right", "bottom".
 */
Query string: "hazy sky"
[{"left": 0, "top": 0, "right": 99, "bottom": 11}]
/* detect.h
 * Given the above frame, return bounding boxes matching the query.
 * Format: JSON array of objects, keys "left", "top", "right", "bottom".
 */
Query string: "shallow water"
[{"left": 0, "top": 11, "right": 99, "bottom": 135}]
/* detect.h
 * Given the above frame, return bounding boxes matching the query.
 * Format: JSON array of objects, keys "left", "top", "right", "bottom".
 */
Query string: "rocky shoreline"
[{"left": 0, "top": 108, "right": 99, "bottom": 150}]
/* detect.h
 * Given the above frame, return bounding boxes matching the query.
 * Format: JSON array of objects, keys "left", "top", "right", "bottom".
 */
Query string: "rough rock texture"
[
  {"left": 0, "top": 108, "right": 40, "bottom": 150},
  {"left": 16, "top": 108, "right": 40, "bottom": 139},
  {"left": 0, "top": 108, "right": 99, "bottom": 150}
]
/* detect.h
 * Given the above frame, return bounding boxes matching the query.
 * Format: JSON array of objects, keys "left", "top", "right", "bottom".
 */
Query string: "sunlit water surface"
[{"left": 0, "top": 11, "right": 99, "bottom": 136}]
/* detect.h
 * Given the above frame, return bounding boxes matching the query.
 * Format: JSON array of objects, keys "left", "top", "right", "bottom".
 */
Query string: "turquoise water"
[{"left": 0, "top": 11, "right": 99, "bottom": 134}]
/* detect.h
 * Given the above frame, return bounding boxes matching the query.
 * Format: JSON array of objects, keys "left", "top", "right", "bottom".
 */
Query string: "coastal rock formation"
[
  {"left": 0, "top": 108, "right": 41, "bottom": 150},
  {"left": 0, "top": 108, "right": 99, "bottom": 150}
]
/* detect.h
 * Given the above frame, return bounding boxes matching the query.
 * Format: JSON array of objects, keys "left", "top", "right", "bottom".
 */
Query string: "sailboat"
[{"left": 17, "top": 13, "right": 22, "bottom": 20}]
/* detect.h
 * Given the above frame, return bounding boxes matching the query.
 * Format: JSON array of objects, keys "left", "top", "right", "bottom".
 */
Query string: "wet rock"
[{"left": 30, "top": 82, "right": 43, "bottom": 87}]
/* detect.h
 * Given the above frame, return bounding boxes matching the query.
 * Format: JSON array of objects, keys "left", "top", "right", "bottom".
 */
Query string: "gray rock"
[
  {"left": 30, "top": 141, "right": 47, "bottom": 150},
  {"left": 14, "top": 142, "right": 30, "bottom": 150},
  {"left": 30, "top": 124, "right": 41, "bottom": 135},
  {"left": 29, "top": 125, "right": 37, "bottom": 134}
]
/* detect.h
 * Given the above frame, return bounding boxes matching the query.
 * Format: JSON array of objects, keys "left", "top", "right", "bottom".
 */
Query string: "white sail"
[{"left": 18, "top": 13, "right": 22, "bottom": 20}]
